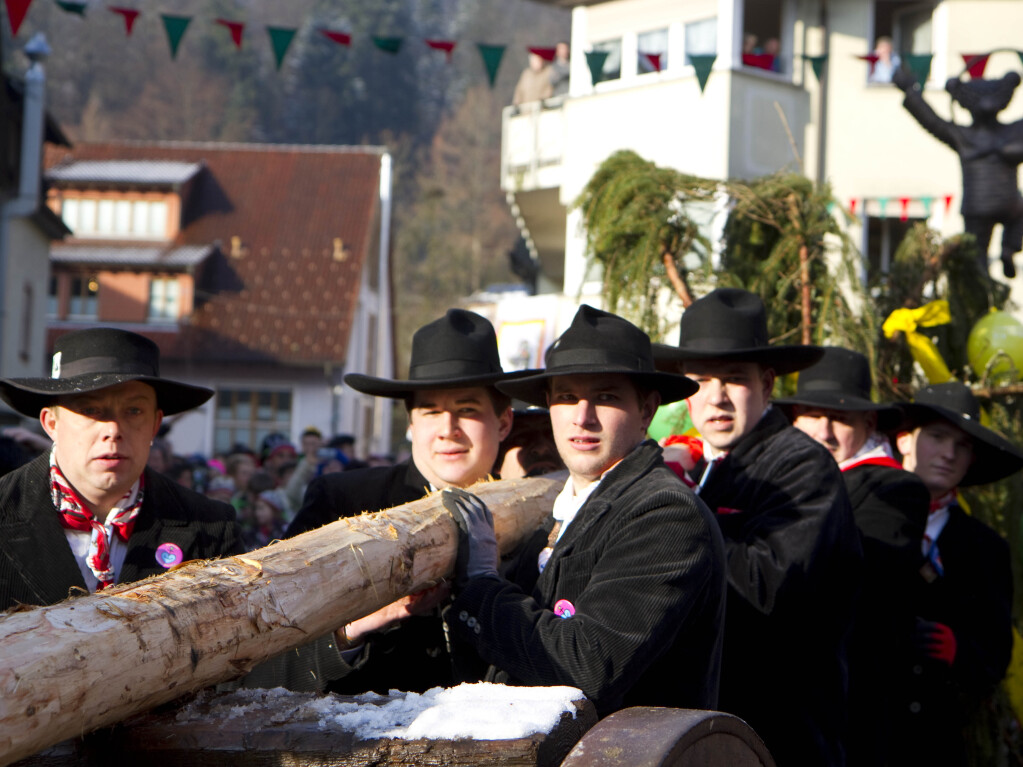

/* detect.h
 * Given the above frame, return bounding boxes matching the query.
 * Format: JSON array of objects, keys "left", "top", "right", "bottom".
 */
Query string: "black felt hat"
[
  {"left": 898, "top": 381, "right": 1023, "bottom": 486},
  {"left": 653, "top": 288, "right": 824, "bottom": 375},
  {"left": 495, "top": 305, "right": 698, "bottom": 407},
  {"left": 344, "top": 309, "right": 528, "bottom": 399},
  {"left": 0, "top": 328, "right": 213, "bottom": 416},
  {"left": 774, "top": 347, "right": 902, "bottom": 431}
]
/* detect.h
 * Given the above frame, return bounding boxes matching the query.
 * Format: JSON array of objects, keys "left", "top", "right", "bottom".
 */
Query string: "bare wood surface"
[{"left": 0, "top": 477, "right": 560, "bottom": 766}]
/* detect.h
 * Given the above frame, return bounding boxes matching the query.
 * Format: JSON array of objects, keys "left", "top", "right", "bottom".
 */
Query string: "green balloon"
[
  {"left": 648, "top": 399, "right": 694, "bottom": 442},
  {"left": 967, "top": 311, "right": 1023, "bottom": 383}
]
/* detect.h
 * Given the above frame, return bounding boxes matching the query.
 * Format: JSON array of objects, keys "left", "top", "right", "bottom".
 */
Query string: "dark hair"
[{"left": 404, "top": 387, "right": 511, "bottom": 417}]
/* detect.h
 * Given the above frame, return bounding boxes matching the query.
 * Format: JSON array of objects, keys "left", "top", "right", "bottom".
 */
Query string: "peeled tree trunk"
[{"left": 0, "top": 476, "right": 560, "bottom": 766}]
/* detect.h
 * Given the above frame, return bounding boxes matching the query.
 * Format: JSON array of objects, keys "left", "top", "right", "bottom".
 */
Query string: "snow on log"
[{"left": 0, "top": 476, "right": 560, "bottom": 766}]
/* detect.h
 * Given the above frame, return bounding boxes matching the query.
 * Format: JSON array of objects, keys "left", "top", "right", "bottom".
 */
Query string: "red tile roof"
[{"left": 44, "top": 141, "right": 385, "bottom": 366}]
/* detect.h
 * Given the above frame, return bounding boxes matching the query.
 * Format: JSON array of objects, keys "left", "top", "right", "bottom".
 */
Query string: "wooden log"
[{"left": 0, "top": 477, "right": 560, "bottom": 766}]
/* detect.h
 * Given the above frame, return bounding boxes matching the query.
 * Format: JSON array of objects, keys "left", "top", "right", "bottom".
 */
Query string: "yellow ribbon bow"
[{"left": 882, "top": 301, "right": 953, "bottom": 384}]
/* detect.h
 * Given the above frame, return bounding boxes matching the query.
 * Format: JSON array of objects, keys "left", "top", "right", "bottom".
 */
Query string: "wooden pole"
[{"left": 0, "top": 477, "right": 560, "bottom": 766}]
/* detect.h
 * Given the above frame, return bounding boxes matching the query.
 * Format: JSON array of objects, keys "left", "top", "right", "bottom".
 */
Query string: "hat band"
[
  {"left": 409, "top": 359, "right": 501, "bottom": 380},
  {"left": 801, "top": 379, "right": 869, "bottom": 398},
  {"left": 679, "top": 335, "right": 768, "bottom": 352},
  {"left": 56, "top": 356, "right": 157, "bottom": 380},
  {"left": 549, "top": 347, "right": 653, "bottom": 372}
]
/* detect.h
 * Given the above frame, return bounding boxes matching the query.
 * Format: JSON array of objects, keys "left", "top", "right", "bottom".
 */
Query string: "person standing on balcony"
[
  {"left": 513, "top": 51, "right": 553, "bottom": 107},
  {"left": 549, "top": 41, "right": 570, "bottom": 97}
]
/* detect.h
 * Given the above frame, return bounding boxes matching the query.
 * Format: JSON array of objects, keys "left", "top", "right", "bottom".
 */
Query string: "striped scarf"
[{"left": 50, "top": 451, "right": 144, "bottom": 588}]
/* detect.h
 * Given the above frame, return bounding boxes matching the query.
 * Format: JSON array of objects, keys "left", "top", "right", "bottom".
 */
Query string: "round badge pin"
[
  {"left": 155, "top": 542, "right": 184, "bottom": 569},
  {"left": 553, "top": 599, "right": 575, "bottom": 619}
]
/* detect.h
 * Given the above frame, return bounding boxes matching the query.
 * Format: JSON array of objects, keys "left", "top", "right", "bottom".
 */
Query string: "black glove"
[{"left": 442, "top": 487, "right": 499, "bottom": 587}]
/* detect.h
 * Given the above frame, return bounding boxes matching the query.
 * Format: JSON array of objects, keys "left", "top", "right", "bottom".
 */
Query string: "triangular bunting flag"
[
  {"left": 1018, "top": 50, "right": 1023, "bottom": 70},
  {"left": 426, "top": 39, "right": 456, "bottom": 62},
  {"left": 109, "top": 6, "right": 139, "bottom": 36},
  {"left": 961, "top": 53, "right": 990, "bottom": 79},
  {"left": 878, "top": 197, "right": 889, "bottom": 219},
  {"left": 642, "top": 52, "right": 662, "bottom": 72},
  {"left": 4, "top": 0, "right": 32, "bottom": 35},
  {"left": 215, "top": 18, "right": 244, "bottom": 49},
  {"left": 804, "top": 54, "right": 827, "bottom": 82},
  {"left": 528, "top": 46, "right": 556, "bottom": 62},
  {"left": 373, "top": 36, "right": 403, "bottom": 54},
  {"left": 267, "top": 27, "right": 295, "bottom": 70},
  {"left": 160, "top": 14, "right": 191, "bottom": 59},
  {"left": 850, "top": 198, "right": 858, "bottom": 215},
  {"left": 55, "top": 0, "right": 85, "bottom": 16},
  {"left": 920, "top": 196, "right": 933, "bottom": 216},
  {"left": 689, "top": 54, "right": 716, "bottom": 94},
  {"left": 585, "top": 50, "right": 609, "bottom": 86},
  {"left": 826, "top": 201, "right": 836, "bottom": 214},
  {"left": 944, "top": 194, "right": 954, "bottom": 214},
  {"left": 899, "top": 197, "right": 910, "bottom": 222},
  {"left": 320, "top": 29, "right": 351, "bottom": 46},
  {"left": 477, "top": 43, "right": 505, "bottom": 88},
  {"left": 905, "top": 53, "right": 933, "bottom": 88},
  {"left": 857, "top": 53, "right": 879, "bottom": 77}
]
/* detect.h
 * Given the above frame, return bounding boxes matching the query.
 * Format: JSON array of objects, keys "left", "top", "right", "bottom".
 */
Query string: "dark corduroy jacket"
[
  {"left": 0, "top": 453, "right": 241, "bottom": 612},
  {"left": 697, "top": 407, "right": 862, "bottom": 767},
  {"left": 447, "top": 440, "right": 727, "bottom": 717}
]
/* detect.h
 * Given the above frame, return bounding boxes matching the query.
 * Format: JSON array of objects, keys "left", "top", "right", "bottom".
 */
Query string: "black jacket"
[
  {"left": 447, "top": 441, "right": 727, "bottom": 717},
  {"left": 0, "top": 453, "right": 241, "bottom": 612},
  {"left": 697, "top": 408, "right": 862, "bottom": 767}
]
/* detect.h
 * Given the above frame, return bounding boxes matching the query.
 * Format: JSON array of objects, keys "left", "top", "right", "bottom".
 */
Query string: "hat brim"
[
  {"left": 898, "top": 401, "right": 1023, "bottom": 485},
  {"left": 344, "top": 369, "right": 535, "bottom": 400},
  {"left": 0, "top": 374, "right": 213, "bottom": 417},
  {"left": 652, "top": 344, "right": 825, "bottom": 376},
  {"left": 496, "top": 367, "right": 698, "bottom": 408},
  {"left": 774, "top": 393, "right": 904, "bottom": 432}
]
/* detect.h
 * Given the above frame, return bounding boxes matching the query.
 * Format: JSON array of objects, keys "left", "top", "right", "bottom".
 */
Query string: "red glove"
[{"left": 918, "top": 619, "right": 957, "bottom": 666}]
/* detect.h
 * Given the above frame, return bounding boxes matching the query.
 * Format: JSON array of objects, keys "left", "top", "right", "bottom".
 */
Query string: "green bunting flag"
[
  {"left": 585, "top": 50, "right": 609, "bottom": 86},
  {"left": 804, "top": 54, "right": 827, "bottom": 82},
  {"left": 1018, "top": 50, "right": 1023, "bottom": 70},
  {"left": 878, "top": 197, "right": 889, "bottom": 219},
  {"left": 477, "top": 43, "right": 505, "bottom": 88},
  {"left": 920, "top": 196, "right": 933, "bottom": 216},
  {"left": 161, "top": 14, "right": 191, "bottom": 59},
  {"left": 372, "top": 36, "right": 403, "bottom": 54},
  {"left": 54, "top": 0, "right": 85, "bottom": 16},
  {"left": 688, "top": 54, "right": 716, "bottom": 94},
  {"left": 905, "top": 53, "right": 933, "bottom": 88},
  {"left": 267, "top": 26, "right": 296, "bottom": 70}
]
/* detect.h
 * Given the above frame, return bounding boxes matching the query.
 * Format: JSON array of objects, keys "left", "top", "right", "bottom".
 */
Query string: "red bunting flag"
[
  {"left": 4, "top": 0, "right": 32, "bottom": 35},
  {"left": 425, "top": 39, "right": 456, "bottom": 62},
  {"left": 961, "top": 53, "right": 990, "bottom": 79},
  {"left": 528, "top": 46, "right": 556, "bottom": 62},
  {"left": 899, "top": 197, "right": 910, "bottom": 222},
  {"left": 215, "top": 18, "right": 244, "bottom": 49},
  {"left": 850, "top": 198, "right": 858, "bottom": 215},
  {"left": 857, "top": 53, "right": 879, "bottom": 76},
  {"left": 643, "top": 52, "right": 663, "bottom": 72},
  {"left": 320, "top": 29, "right": 351, "bottom": 46},
  {"left": 944, "top": 194, "right": 953, "bottom": 214},
  {"left": 109, "top": 6, "right": 139, "bottom": 36}
]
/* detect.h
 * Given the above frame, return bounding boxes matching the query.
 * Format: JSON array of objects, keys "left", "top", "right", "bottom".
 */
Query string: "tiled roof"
[
  {"left": 44, "top": 142, "right": 385, "bottom": 366},
  {"left": 47, "top": 160, "right": 203, "bottom": 186},
  {"left": 52, "top": 244, "right": 214, "bottom": 269}
]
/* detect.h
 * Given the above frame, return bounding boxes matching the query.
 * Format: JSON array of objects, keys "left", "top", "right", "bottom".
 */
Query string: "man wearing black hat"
[
  {"left": 655, "top": 288, "right": 861, "bottom": 767},
  {"left": 0, "top": 328, "right": 241, "bottom": 612},
  {"left": 890, "top": 382, "right": 1023, "bottom": 767},
  {"left": 255, "top": 309, "right": 524, "bottom": 695},
  {"left": 776, "top": 347, "right": 930, "bottom": 766},
  {"left": 443, "top": 305, "right": 726, "bottom": 716}
]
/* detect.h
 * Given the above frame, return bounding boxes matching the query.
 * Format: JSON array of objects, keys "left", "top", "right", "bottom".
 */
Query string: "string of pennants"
[{"left": 838, "top": 194, "right": 956, "bottom": 222}]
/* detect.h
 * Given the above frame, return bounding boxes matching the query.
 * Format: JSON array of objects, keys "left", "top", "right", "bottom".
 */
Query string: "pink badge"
[
  {"left": 554, "top": 599, "right": 575, "bottom": 619},
  {"left": 155, "top": 542, "right": 184, "bottom": 569}
]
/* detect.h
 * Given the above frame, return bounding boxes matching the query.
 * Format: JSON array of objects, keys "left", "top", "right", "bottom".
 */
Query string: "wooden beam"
[{"left": 0, "top": 477, "right": 560, "bottom": 766}]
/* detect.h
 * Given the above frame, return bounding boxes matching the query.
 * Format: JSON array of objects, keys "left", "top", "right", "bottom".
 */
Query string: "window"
[
  {"left": 591, "top": 39, "right": 621, "bottom": 82},
  {"left": 47, "top": 276, "right": 58, "bottom": 319},
  {"left": 742, "top": 0, "right": 783, "bottom": 73},
  {"left": 865, "top": 216, "right": 925, "bottom": 281},
  {"left": 68, "top": 275, "right": 98, "bottom": 319},
  {"left": 148, "top": 276, "right": 180, "bottom": 323},
  {"left": 59, "top": 196, "right": 169, "bottom": 239},
  {"left": 685, "top": 18, "right": 717, "bottom": 65},
  {"left": 20, "top": 282, "right": 32, "bottom": 363},
  {"left": 214, "top": 389, "right": 292, "bottom": 453},
  {"left": 637, "top": 28, "right": 669, "bottom": 74},
  {"left": 869, "top": 2, "right": 935, "bottom": 84}
]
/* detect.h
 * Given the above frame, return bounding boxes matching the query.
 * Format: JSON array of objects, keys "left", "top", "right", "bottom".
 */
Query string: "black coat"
[
  {"left": 888, "top": 503, "right": 1014, "bottom": 767},
  {"left": 0, "top": 453, "right": 241, "bottom": 612},
  {"left": 842, "top": 461, "right": 929, "bottom": 767},
  {"left": 447, "top": 441, "right": 727, "bottom": 717},
  {"left": 697, "top": 408, "right": 862, "bottom": 767}
]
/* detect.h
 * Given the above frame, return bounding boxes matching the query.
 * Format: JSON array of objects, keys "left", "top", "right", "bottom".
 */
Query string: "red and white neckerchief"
[
  {"left": 839, "top": 433, "right": 903, "bottom": 472},
  {"left": 50, "top": 451, "right": 144, "bottom": 589}
]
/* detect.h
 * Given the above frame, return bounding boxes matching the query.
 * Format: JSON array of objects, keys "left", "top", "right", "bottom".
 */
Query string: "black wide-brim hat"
[
  {"left": 344, "top": 308, "right": 530, "bottom": 399},
  {"left": 653, "top": 288, "right": 824, "bottom": 376},
  {"left": 0, "top": 328, "right": 213, "bottom": 417},
  {"left": 774, "top": 346, "right": 902, "bottom": 431},
  {"left": 496, "top": 305, "right": 698, "bottom": 408},
  {"left": 898, "top": 381, "right": 1023, "bottom": 485}
]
